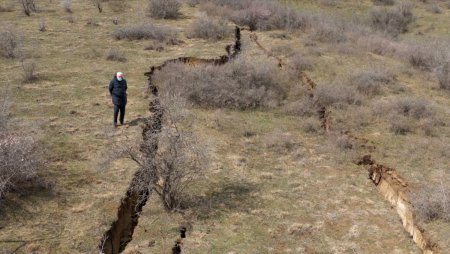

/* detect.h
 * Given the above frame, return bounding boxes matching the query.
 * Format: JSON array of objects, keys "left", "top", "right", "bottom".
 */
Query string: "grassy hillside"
[{"left": 0, "top": 0, "right": 449, "bottom": 253}]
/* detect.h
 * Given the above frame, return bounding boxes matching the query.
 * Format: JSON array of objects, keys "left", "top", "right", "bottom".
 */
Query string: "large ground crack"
[
  {"left": 98, "top": 27, "right": 241, "bottom": 254},
  {"left": 250, "top": 36, "right": 441, "bottom": 254}
]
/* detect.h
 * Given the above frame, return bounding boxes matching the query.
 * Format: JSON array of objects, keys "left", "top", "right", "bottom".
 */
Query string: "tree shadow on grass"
[{"left": 188, "top": 181, "right": 260, "bottom": 220}]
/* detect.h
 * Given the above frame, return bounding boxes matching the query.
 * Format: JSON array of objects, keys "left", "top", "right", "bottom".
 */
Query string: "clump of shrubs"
[
  {"left": 154, "top": 56, "right": 287, "bottom": 109},
  {"left": 113, "top": 24, "right": 177, "bottom": 42},
  {"left": 147, "top": 0, "right": 181, "bottom": 19},
  {"left": 263, "top": 129, "right": 296, "bottom": 155},
  {"left": 369, "top": 3, "right": 414, "bottom": 36},
  {"left": 374, "top": 96, "right": 439, "bottom": 135},
  {"left": 106, "top": 48, "right": 127, "bottom": 62},
  {"left": 0, "top": 25, "right": 21, "bottom": 58},
  {"left": 0, "top": 95, "right": 42, "bottom": 203},
  {"left": 411, "top": 185, "right": 450, "bottom": 223},
  {"left": 201, "top": 0, "right": 315, "bottom": 31},
  {"left": 21, "top": 59, "right": 38, "bottom": 83},
  {"left": 187, "top": 16, "right": 231, "bottom": 41},
  {"left": 350, "top": 70, "right": 394, "bottom": 96},
  {"left": 314, "top": 83, "right": 362, "bottom": 108}
]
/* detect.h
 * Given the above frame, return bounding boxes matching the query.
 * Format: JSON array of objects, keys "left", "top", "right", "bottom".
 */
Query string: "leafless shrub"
[
  {"left": 147, "top": 0, "right": 181, "bottom": 19},
  {"left": 106, "top": 48, "right": 127, "bottom": 62},
  {"left": 289, "top": 54, "right": 313, "bottom": 73},
  {"left": 0, "top": 4, "right": 13, "bottom": 12},
  {"left": 39, "top": 19, "right": 46, "bottom": 32},
  {"left": 202, "top": 0, "right": 315, "bottom": 31},
  {"left": 394, "top": 97, "right": 434, "bottom": 119},
  {"left": 153, "top": 124, "right": 209, "bottom": 210},
  {"left": 372, "top": 0, "right": 395, "bottom": 6},
  {"left": 283, "top": 99, "right": 316, "bottom": 118},
  {"left": 314, "top": 84, "right": 362, "bottom": 108},
  {"left": 446, "top": 1, "right": 450, "bottom": 9},
  {"left": 411, "top": 184, "right": 450, "bottom": 223},
  {"left": 350, "top": 70, "right": 394, "bottom": 96},
  {"left": 405, "top": 43, "right": 440, "bottom": 71},
  {"left": 263, "top": 129, "right": 296, "bottom": 155},
  {"left": 61, "top": 0, "right": 72, "bottom": 13},
  {"left": 369, "top": 3, "right": 414, "bottom": 36},
  {"left": 20, "top": 0, "right": 37, "bottom": 16},
  {"left": 21, "top": 59, "right": 37, "bottom": 83},
  {"left": 144, "top": 43, "right": 165, "bottom": 51},
  {"left": 113, "top": 24, "right": 177, "bottom": 42},
  {"left": 437, "top": 62, "right": 450, "bottom": 90},
  {"left": 311, "top": 19, "right": 347, "bottom": 43},
  {"left": 0, "top": 25, "right": 21, "bottom": 59},
  {"left": 154, "top": 57, "right": 287, "bottom": 109},
  {"left": 426, "top": 4, "right": 442, "bottom": 14},
  {"left": 374, "top": 96, "right": 439, "bottom": 134},
  {"left": 0, "top": 133, "right": 40, "bottom": 200},
  {"left": 187, "top": 16, "right": 230, "bottom": 41}
]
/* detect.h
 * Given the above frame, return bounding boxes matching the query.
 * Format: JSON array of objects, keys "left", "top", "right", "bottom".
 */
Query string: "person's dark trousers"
[{"left": 113, "top": 104, "right": 126, "bottom": 127}]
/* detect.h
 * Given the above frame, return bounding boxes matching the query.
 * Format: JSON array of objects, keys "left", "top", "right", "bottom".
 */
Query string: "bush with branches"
[
  {"left": 0, "top": 25, "right": 21, "bottom": 58},
  {"left": 147, "top": 0, "right": 181, "bottom": 19},
  {"left": 113, "top": 24, "right": 177, "bottom": 42},
  {"left": 0, "top": 95, "right": 42, "bottom": 203},
  {"left": 187, "top": 16, "right": 231, "bottom": 41},
  {"left": 153, "top": 57, "right": 287, "bottom": 109},
  {"left": 411, "top": 184, "right": 450, "bottom": 223},
  {"left": 369, "top": 3, "right": 414, "bottom": 36}
]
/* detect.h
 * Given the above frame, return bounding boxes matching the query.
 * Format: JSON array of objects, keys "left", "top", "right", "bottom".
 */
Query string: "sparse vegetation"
[
  {"left": 350, "top": 70, "right": 394, "bottom": 96},
  {"left": 106, "top": 48, "right": 127, "bottom": 62},
  {"left": 411, "top": 184, "right": 450, "bottom": 223},
  {"left": 0, "top": 95, "right": 41, "bottom": 203},
  {"left": 113, "top": 24, "right": 177, "bottom": 41},
  {"left": 0, "top": 25, "right": 21, "bottom": 58},
  {"left": 369, "top": 3, "right": 414, "bottom": 36},
  {"left": 187, "top": 16, "right": 230, "bottom": 41},
  {"left": 154, "top": 57, "right": 287, "bottom": 109},
  {"left": 147, "top": 0, "right": 181, "bottom": 19},
  {"left": 21, "top": 59, "right": 37, "bottom": 83}
]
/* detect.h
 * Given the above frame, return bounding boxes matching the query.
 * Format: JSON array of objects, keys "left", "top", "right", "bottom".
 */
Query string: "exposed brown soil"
[{"left": 358, "top": 155, "right": 441, "bottom": 254}]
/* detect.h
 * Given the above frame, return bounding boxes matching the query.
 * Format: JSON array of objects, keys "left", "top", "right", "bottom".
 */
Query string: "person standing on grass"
[{"left": 109, "top": 72, "right": 127, "bottom": 128}]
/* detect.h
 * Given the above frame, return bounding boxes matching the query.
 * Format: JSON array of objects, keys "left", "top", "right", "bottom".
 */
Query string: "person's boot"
[{"left": 114, "top": 122, "right": 118, "bottom": 128}]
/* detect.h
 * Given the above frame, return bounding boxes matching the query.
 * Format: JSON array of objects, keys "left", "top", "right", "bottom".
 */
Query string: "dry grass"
[{"left": 1, "top": 0, "right": 449, "bottom": 252}]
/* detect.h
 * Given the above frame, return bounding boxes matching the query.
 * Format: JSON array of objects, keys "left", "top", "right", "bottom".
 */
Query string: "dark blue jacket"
[{"left": 109, "top": 76, "right": 127, "bottom": 106}]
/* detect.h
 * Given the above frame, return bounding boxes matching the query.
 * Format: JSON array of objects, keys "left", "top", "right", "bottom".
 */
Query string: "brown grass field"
[{"left": 0, "top": 0, "right": 449, "bottom": 253}]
